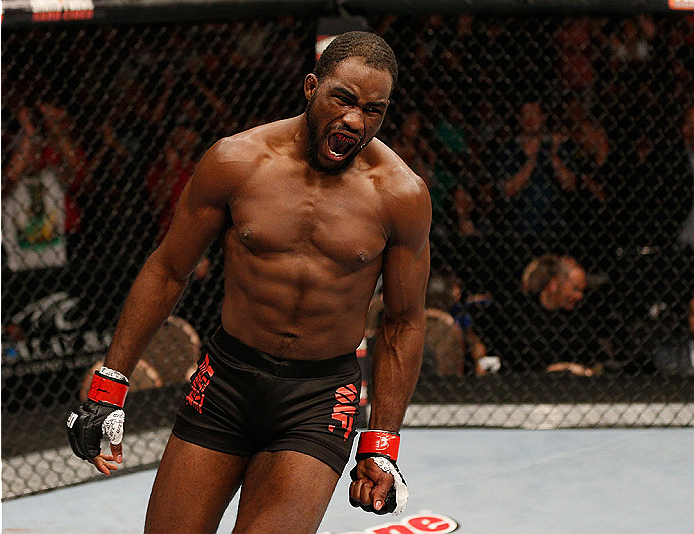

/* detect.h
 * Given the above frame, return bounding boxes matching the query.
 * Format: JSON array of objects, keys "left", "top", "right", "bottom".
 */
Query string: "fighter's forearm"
[
  {"left": 368, "top": 316, "right": 425, "bottom": 431},
  {"left": 103, "top": 251, "right": 189, "bottom": 377}
]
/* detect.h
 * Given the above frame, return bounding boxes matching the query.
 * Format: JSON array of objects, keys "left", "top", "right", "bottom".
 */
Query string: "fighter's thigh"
[
  {"left": 233, "top": 450, "right": 341, "bottom": 534},
  {"left": 145, "top": 434, "right": 250, "bottom": 534}
]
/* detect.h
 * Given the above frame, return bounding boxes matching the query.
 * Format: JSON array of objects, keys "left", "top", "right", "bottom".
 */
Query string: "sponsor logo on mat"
[{"left": 318, "top": 511, "right": 458, "bottom": 534}]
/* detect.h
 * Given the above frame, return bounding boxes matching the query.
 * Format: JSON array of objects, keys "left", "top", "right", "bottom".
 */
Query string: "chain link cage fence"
[{"left": 2, "top": 0, "right": 694, "bottom": 498}]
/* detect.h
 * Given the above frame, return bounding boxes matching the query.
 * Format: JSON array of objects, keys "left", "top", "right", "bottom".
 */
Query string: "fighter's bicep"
[
  {"left": 381, "top": 183, "right": 431, "bottom": 318},
  {"left": 381, "top": 239, "right": 430, "bottom": 319}
]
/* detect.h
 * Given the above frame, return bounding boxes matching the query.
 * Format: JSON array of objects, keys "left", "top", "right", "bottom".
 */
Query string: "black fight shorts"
[{"left": 173, "top": 327, "right": 362, "bottom": 474}]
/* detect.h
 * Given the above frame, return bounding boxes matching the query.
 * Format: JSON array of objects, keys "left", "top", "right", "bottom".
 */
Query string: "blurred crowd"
[
  {"left": 2, "top": 13, "right": 693, "bottom": 390},
  {"left": 377, "top": 14, "right": 694, "bottom": 381}
]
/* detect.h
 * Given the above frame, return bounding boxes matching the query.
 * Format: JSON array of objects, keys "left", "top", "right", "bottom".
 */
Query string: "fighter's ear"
[{"left": 304, "top": 73, "right": 319, "bottom": 101}]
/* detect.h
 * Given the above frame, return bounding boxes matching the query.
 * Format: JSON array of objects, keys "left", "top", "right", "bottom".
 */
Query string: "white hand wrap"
[
  {"left": 372, "top": 456, "right": 409, "bottom": 515},
  {"left": 102, "top": 409, "right": 125, "bottom": 445}
]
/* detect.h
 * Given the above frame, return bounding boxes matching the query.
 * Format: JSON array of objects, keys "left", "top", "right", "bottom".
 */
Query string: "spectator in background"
[
  {"left": 559, "top": 98, "right": 610, "bottom": 266},
  {"left": 105, "top": 67, "right": 170, "bottom": 165},
  {"left": 146, "top": 120, "right": 203, "bottom": 244},
  {"left": 554, "top": 17, "right": 604, "bottom": 110},
  {"left": 489, "top": 253, "right": 608, "bottom": 376},
  {"left": 652, "top": 295, "right": 694, "bottom": 376},
  {"left": 450, "top": 184, "right": 481, "bottom": 237},
  {"left": 561, "top": 99, "right": 608, "bottom": 203},
  {"left": 81, "top": 104, "right": 158, "bottom": 327},
  {"left": 390, "top": 110, "right": 435, "bottom": 187},
  {"left": 431, "top": 176, "right": 499, "bottom": 294},
  {"left": 2, "top": 104, "right": 90, "bottom": 272},
  {"left": 146, "top": 120, "right": 212, "bottom": 288},
  {"left": 521, "top": 254, "right": 586, "bottom": 313},
  {"left": 605, "top": 107, "right": 692, "bottom": 250},
  {"left": 607, "top": 15, "right": 658, "bottom": 74},
  {"left": 601, "top": 15, "right": 692, "bottom": 250},
  {"left": 424, "top": 273, "right": 492, "bottom": 377},
  {"left": 678, "top": 103, "right": 694, "bottom": 248},
  {"left": 0, "top": 102, "right": 129, "bottom": 347},
  {"left": 422, "top": 306, "right": 466, "bottom": 378},
  {"left": 430, "top": 100, "right": 469, "bottom": 228},
  {"left": 499, "top": 99, "right": 580, "bottom": 257}
]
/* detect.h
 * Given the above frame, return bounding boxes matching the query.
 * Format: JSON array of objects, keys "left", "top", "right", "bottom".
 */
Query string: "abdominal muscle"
[{"left": 219, "top": 243, "right": 382, "bottom": 361}]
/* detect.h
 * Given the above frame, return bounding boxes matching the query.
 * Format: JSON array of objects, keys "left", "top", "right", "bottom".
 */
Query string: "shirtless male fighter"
[{"left": 67, "top": 31, "right": 431, "bottom": 533}]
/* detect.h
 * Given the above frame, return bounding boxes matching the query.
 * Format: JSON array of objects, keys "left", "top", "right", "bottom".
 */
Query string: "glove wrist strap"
[
  {"left": 357, "top": 430, "right": 400, "bottom": 462},
  {"left": 87, "top": 369, "right": 129, "bottom": 407}
]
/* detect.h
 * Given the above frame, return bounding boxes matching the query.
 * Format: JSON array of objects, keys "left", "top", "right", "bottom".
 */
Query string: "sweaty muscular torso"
[{"left": 218, "top": 127, "right": 391, "bottom": 360}]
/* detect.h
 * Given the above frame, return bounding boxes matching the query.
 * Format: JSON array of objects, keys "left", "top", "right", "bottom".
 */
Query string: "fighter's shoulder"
[
  {"left": 204, "top": 125, "right": 276, "bottom": 166},
  {"left": 195, "top": 122, "right": 284, "bottom": 185},
  {"left": 371, "top": 139, "right": 430, "bottom": 208},
  {"left": 368, "top": 141, "right": 431, "bottom": 241}
]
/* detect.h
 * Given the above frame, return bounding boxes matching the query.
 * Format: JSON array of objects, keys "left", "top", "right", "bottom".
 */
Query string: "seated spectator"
[
  {"left": 490, "top": 254, "right": 608, "bottom": 376},
  {"left": 423, "top": 306, "right": 466, "bottom": 377},
  {"left": 652, "top": 295, "right": 694, "bottom": 376},
  {"left": 521, "top": 254, "right": 586, "bottom": 312},
  {"left": 424, "top": 273, "right": 492, "bottom": 377}
]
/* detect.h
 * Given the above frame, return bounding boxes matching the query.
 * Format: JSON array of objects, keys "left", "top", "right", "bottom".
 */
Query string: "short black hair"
[{"left": 315, "top": 31, "right": 398, "bottom": 92}]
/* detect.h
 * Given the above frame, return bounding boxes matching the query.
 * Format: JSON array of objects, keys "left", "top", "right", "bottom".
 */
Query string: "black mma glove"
[
  {"left": 349, "top": 430, "right": 409, "bottom": 515},
  {"left": 67, "top": 368, "right": 129, "bottom": 460}
]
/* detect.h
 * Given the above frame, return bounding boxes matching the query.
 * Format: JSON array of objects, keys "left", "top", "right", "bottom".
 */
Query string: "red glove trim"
[
  {"left": 357, "top": 430, "right": 400, "bottom": 462},
  {"left": 87, "top": 371, "right": 129, "bottom": 407}
]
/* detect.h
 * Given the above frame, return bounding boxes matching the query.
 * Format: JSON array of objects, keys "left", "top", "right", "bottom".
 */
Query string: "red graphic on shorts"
[
  {"left": 186, "top": 353, "right": 214, "bottom": 414},
  {"left": 328, "top": 384, "right": 358, "bottom": 440}
]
